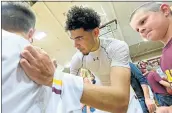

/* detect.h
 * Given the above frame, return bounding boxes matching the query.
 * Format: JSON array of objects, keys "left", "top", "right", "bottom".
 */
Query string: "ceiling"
[{"left": 31, "top": 1, "right": 172, "bottom": 66}]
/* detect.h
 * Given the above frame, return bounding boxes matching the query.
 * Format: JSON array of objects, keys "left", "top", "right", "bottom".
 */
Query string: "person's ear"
[
  {"left": 92, "top": 27, "right": 100, "bottom": 38},
  {"left": 160, "top": 4, "right": 171, "bottom": 17},
  {"left": 27, "top": 28, "right": 36, "bottom": 43}
]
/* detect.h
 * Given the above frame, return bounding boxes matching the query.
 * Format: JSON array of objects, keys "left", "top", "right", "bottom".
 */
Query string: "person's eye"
[
  {"left": 78, "top": 37, "right": 83, "bottom": 40},
  {"left": 141, "top": 20, "right": 145, "bottom": 25},
  {"left": 140, "top": 18, "right": 147, "bottom": 25}
]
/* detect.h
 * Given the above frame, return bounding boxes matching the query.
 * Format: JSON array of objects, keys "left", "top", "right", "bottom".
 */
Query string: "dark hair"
[
  {"left": 65, "top": 6, "right": 101, "bottom": 31},
  {"left": 2, "top": 2, "right": 36, "bottom": 33}
]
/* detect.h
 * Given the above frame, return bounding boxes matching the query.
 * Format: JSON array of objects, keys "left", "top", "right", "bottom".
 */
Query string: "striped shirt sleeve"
[{"left": 52, "top": 69, "right": 83, "bottom": 112}]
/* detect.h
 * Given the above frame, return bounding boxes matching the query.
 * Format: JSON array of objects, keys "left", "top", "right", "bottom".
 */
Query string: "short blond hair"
[{"left": 130, "top": 2, "right": 172, "bottom": 22}]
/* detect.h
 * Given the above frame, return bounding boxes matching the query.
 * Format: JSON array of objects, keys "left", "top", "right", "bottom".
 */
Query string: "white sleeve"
[
  {"left": 70, "top": 53, "right": 83, "bottom": 76},
  {"left": 108, "top": 41, "right": 130, "bottom": 68},
  {"left": 52, "top": 70, "right": 83, "bottom": 113}
]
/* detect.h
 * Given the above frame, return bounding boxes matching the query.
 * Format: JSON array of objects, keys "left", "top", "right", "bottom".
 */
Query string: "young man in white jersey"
[
  {"left": 67, "top": 6, "right": 149, "bottom": 113},
  {"left": 2, "top": 2, "right": 84, "bottom": 113},
  {"left": 20, "top": 6, "right": 143, "bottom": 113}
]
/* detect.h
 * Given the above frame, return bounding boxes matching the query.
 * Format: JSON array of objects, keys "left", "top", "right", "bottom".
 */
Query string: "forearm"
[
  {"left": 52, "top": 70, "right": 129, "bottom": 112},
  {"left": 159, "top": 80, "right": 171, "bottom": 88},
  {"left": 169, "top": 106, "right": 172, "bottom": 110},
  {"left": 143, "top": 72, "right": 148, "bottom": 76},
  {"left": 163, "top": 83, "right": 171, "bottom": 88},
  {"left": 81, "top": 83, "right": 129, "bottom": 113},
  {"left": 156, "top": 106, "right": 172, "bottom": 113},
  {"left": 141, "top": 84, "right": 151, "bottom": 99}
]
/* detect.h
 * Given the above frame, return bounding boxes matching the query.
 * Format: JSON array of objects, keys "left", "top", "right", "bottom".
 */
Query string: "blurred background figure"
[
  {"left": 129, "top": 62, "right": 156, "bottom": 113},
  {"left": 81, "top": 69, "right": 96, "bottom": 113},
  {"left": 146, "top": 66, "right": 172, "bottom": 107}
]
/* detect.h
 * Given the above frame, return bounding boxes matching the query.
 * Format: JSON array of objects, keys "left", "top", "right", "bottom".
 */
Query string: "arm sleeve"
[
  {"left": 51, "top": 70, "right": 83, "bottom": 112},
  {"left": 108, "top": 41, "right": 130, "bottom": 68},
  {"left": 129, "top": 63, "right": 148, "bottom": 85},
  {"left": 70, "top": 52, "right": 83, "bottom": 76}
]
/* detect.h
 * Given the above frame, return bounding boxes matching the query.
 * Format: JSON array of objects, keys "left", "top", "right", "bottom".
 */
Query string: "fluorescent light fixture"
[{"left": 34, "top": 31, "right": 47, "bottom": 40}]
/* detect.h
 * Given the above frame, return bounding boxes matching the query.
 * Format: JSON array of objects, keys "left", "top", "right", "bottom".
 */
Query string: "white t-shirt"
[
  {"left": 70, "top": 38, "right": 143, "bottom": 113},
  {"left": 2, "top": 30, "right": 84, "bottom": 113},
  {"left": 156, "top": 66, "right": 166, "bottom": 78},
  {"left": 2, "top": 30, "right": 52, "bottom": 113}
]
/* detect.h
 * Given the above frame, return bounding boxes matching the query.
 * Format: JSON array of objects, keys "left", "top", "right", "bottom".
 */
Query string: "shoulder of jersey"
[
  {"left": 2, "top": 30, "right": 28, "bottom": 43},
  {"left": 100, "top": 38, "right": 125, "bottom": 49}
]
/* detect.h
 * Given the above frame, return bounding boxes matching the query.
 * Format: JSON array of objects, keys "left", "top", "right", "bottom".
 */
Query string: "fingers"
[
  {"left": 148, "top": 105, "right": 156, "bottom": 113},
  {"left": 21, "top": 50, "right": 35, "bottom": 63},
  {"left": 22, "top": 46, "right": 49, "bottom": 63},
  {"left": 153, "top": 106, "right": 157, "bottom": 113},
  {"left": 149, "top": 106, "right": 154, "bottom": 113},
  {"left": 20, "top": 58, "right": 32, "bottom": 73},
  {"left": 24, "top": 45, "right": 39, "bottom": 58},
  {"left": 33, "top": 46, "right": 44, "bottom": 53},
  {"left": 32, "top": 46, "right": 48, "bottom": 55},
  {"left": 20, "top": 58, "right": 41, "bottom": 84},
  {"left": 20, "top": 45, "right": 54, "bottom": 86},
  {"left": 148, "top": 106, "right": 152, "bottom": 113}
]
